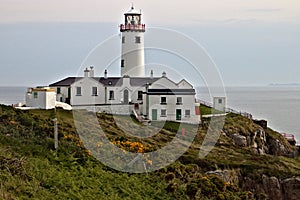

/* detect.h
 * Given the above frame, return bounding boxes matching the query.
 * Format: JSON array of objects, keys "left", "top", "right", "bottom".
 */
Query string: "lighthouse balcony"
[{"left": 120, "top": 24, "right": 145, "bottom": 32}]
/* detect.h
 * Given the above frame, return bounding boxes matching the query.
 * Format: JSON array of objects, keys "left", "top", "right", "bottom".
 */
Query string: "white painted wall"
[
  {"left": 121, "top": 31, "right": 145, "bottom": 77},
  {"left": 148, "top": 94, "right": 199, "bottom": 123},
  {"left": 73, "top": 104, "right": 133, "bottom": 115},
  {"left": 177, "top": 79, "right": 193, "bottom": 89},
  {"left": 150, "top": 77, "right": 178, "bottom": 89},
  {"left": 26, "top": 88, "right": 56, "bottom": 109},
  {"left": 213, "top": 97, "right": 226, "bottom": 112},
  {"left": 54, "top": 87, "right": 69, "bottom": 102},
  {"left": 71, "top": 78, "right": 105, "bottom": 106}
]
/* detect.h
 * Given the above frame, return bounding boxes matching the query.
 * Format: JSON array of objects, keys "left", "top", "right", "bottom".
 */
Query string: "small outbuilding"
[{"left": 26, "top": 87, "right": 56, "bottom": 109}]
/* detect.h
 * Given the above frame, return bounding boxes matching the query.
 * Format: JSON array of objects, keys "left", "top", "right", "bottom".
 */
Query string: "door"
[
  {"left": 152, "top": 109, "right": 157, "bottom": 120},
  {"left": 124, "top": 89, "right": 129, "bottom": 104},
  {"left": 176, "top": 109, "right": 182, "bottom": 120}
]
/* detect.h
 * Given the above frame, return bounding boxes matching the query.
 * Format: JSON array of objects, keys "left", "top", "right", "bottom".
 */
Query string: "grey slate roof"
[
  {"left": 49, "top": 77, "right": 83, "bottom": 87},
  {"left": 130, "top": 77, "right": 160, "bottom": 86},
  {"left": 49, "top": 77, "right": 161, "bottom": 87}
]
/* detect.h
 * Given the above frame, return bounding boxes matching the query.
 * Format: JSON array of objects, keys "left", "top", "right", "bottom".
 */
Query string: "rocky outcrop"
[
  {"left": 281, "top": 177, "right": 300, "bottom": 200},
  {"left": 232, "top": 134, "right": 247, "bottom": 147},
  {"left": 227, "top": 128, "right": 269, "bottom": 154},
  {"left": 241, "top": 175, "right": 300, "bottom": 200},
  {"left": 262, "top": 175, "right": 281, "bottom": 200},
  {"left": 205, "top": 169, "right": 240, "bottom": 185},
  {"left": 268, "top": 138, "right": 290, "bottom": 156}
]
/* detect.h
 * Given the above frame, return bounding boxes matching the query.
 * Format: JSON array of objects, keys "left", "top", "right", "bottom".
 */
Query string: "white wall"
[
  {"left": 150, "top": 77, "right": 178, "bottom": 89},
  {"left": 121, "top": 31, "right": 145, "bottom": 77},
  {"left": 73, "top": 104, "right": 133, "bottom": 115},
  {"left": 26, "top": 89, "right": 56, "bottom": 109},
  {"left": 71, "top": 78, "right": 105, "bottom": 106},
  {"left": 213, "top": 97, "right": 226, "bottom": 112},
  {"left": 148, "top": 94, "right": 198, "bottom": 123}
]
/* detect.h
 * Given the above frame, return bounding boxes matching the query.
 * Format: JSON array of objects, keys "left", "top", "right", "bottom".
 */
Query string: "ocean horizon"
[{"left": 1, "top": 86, "right": 299, "bottom": 143}]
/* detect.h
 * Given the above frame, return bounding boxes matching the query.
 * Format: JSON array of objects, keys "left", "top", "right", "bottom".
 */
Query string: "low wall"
[{"left": 72, "top": 104, "right": 133, "bottom": 115}]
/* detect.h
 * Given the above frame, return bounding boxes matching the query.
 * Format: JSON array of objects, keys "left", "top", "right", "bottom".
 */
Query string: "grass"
[
  {"left": 0, "top": 105, "right": 299, "bottom": 199},
  {"left": 200, "top": 105, "right": 225, "bottom": 116}
]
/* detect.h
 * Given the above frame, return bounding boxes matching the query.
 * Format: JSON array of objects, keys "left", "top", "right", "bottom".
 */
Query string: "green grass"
[
  {"left": 0, "top": 105, "right": 299, "bottom": 199},
  {"left": 200, "top": 105, "right": 225, "bottom": 116}
]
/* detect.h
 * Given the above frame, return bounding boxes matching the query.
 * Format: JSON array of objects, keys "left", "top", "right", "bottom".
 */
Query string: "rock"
[
  {"left": 269, "top": 138, "right": 288, "bottom": 156},
  {"left": 281, "top": 177, "right": 300, "bottom": 200},
  {"left": 206, "top": 169, "right": 239, "bottom": 185},
  {"left": 249, "top": 129, "right": 268, "bottom": 154},
  {"left": 262, "top": 175, "right": 281, "bottom": 200},
  {"left": 232, "top": 134, "right": 247, "bottom": 147}
]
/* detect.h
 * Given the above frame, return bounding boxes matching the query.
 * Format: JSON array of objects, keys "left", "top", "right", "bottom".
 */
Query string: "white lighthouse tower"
[{"left": 120, "top": 5, "right": 145, "bottom": 77}]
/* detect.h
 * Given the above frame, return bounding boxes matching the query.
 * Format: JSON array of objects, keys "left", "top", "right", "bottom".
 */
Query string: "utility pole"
[{"left": 53, "top": 118, "right": 58, "bottom": 150}]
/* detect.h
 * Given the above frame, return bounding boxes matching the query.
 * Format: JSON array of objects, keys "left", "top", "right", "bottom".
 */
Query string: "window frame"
[
  {"left": 135, "top": 36, "right": 141, "bottom": 44},
  {"left": 185, "top": 109, "right": 191, "bottom": 117},
  {"left": 76, "top": 87, "right": 82, "bottom": 96},
  {"left": 218, "top": 98, "right": 223, "bottom": 104},
  {"left": 109, "top": 90, "right": 114, "bottom": 100},
  {"left": 137, "top": 91, "right": 143, "bottom": 100},
  {"left": 176, "top": 97, "right": 183, "bottom": 105},
  {"left": 160, "top": 97, "right": 167, "bottom": 105},
  {"left": 161, "top": 109, "right": 167, "bottom": 117},
  {"left": 92, "top": 87, "right": 98, "bottom": 96}
]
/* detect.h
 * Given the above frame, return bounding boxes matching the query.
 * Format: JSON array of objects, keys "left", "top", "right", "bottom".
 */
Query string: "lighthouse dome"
[{"left": 125, "top": 5, "right": 141, "bottom": 15}]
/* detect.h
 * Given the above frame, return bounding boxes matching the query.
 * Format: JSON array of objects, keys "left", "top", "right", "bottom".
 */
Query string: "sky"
[{"left": 0, "top": 0, "right": 300, "bottom": 86}]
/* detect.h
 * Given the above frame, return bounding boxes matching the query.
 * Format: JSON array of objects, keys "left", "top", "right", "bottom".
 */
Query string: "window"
[
  {"left": 161, "top": 97, "right": 167, "bottom": 105},
  {"left": 185, "top": 110, "right": 191, "bottom": 117},
  {"left": 109, "top": 90, "right": 114, "bottom": 100},
  {"left": 122, "top": 36, "right": 125, "bottom": 44},
  {"left": 218, "top": 98, "right": 223, "bottom": 104},
  {"left": 34, "top": 92, "right": 38, "bottom": 99},
  {"left": 121, "top": 59, "right": 125, "bottom": 68},
  {"left": 57, "top": 87, "right": 61, "bottom": 94},
  {"left": 176, "top": 97, "right": 182, "bottom": 105},
  {"left": 137, "top": 91, "right": 143, "bottom": 100},
  {"left": 92, "top": 87, "right": 98, "bottom": 96},
  {"left": 135, "top": 36, "right": 141, "bottom": 43},
  {"left": 161, "top": 109, "right": 167, "bottom": 117},
  {"left": 76, "top": 87, "right": 82, "bottom": 96}
]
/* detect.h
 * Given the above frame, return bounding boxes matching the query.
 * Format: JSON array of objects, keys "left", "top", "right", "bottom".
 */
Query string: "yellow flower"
[
  {"left": 97, "top": 142, "right": 102, "bottom": 148},
  {"left": 86, "top": 150, "right": 92, "bottom": 156}
]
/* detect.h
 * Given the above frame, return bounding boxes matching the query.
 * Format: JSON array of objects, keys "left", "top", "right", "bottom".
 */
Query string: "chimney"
[
  {"left": 104, "top": 69, "right": 108, "bottom": 79},
  {"left": 150, "top": 70, "right": 154, "bottom": 79},
  {"left": 84, "top": 67, "right": 90, "bottom": 77},
  {"left": 89, "top": 65, "right": 94, "bottom": 77},
  {"left": 162, "top": 71, "right": 167, "bottom": 77}
]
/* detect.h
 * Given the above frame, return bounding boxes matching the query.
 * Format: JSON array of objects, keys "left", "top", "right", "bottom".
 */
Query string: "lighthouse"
[{"left": 120, "top": 5, "right": 145, "bottom": 77}]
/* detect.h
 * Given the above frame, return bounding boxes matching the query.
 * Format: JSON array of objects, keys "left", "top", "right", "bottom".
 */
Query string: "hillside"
[{"left": 0, "top": 105, "right": 299, "bottom": 199}]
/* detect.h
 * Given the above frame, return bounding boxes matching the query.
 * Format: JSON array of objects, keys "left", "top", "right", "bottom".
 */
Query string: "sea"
[{"left": 0, "top": 86, "right": 299, "bottom": 144}]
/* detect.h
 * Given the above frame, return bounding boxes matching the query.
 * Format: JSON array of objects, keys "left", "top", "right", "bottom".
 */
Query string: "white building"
[
  {"left": 26, "top": 87, "right": 56, "bottom": 109},
  {"left": 49, "top": 5, "right": 201, "bottom": 123},
  {"left": 213, "top": 97, "right": 226, "bottom": 112}
]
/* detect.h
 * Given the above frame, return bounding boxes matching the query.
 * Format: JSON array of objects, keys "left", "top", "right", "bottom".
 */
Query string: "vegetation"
[
  {"left": 200, "top": 105, "right": 225, "bottom": 116},
  {"left": 0, "top": 105, "right": 299, "bottom": 199}
]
